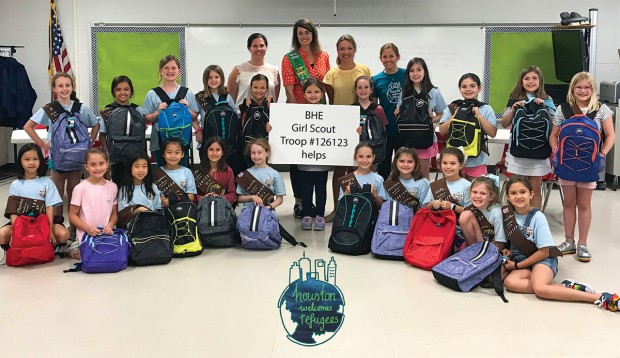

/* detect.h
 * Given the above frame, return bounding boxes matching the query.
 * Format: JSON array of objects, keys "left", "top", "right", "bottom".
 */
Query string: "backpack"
[
  {"left": 403, "top": 208, "right": 456, "bottom": 270},
  {"left": 164, "top": 201, "right": 203, "bottom": 257},
  {"left": 79, "top": 229, "right": 131, "bottom": 273},
  {"left": 432, "top": 240, "right": 508, "bottom": 302},
  {"left": 202, "top": 95, "right": 241, "bottom": 164},
  {"left": 6, "top": 213, "right": 54, "bottom": 267},
  {"left": 240, "top": 98, "right": 270, "bottom": 145},
  {"left": 446, "top": 100, "right": 486, "bottom": 158},
  {"left": 153, "top": 87, "right": 192, "bottom": 149},
  {"left": 509, "top": 99, "right": 552, "bottom": 159},
  {"left": 328, "top": 190, "right": 379, "bottom": 255},
  {"left": 46, "top": 101, "right": 90, "bottom": 171},
  {"left": 101, "top": 103, "right": 147, "bottom": 163},
  {"left": 371, "top": 200, "right": 414, "bottom": 260},
  {"left": 236, "top": 204, "right": 281, "bottom": 250},
  {"left": 359, "top": 103, "right": 387, "bottom": 164},
  {"left": 555, "top": 103, "right": 601, "bottom": 182},
  {"left": 126, "top": 210, "right": 173, "bottom": 266},
  {"left": 395, "top": 93, "right": 433, "bottom": 149},
  {"left": 197, "top": 196, "right": 238, "bottom": 247}
]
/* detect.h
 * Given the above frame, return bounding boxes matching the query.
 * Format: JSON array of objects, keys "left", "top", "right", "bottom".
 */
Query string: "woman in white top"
[{"left": 227, "top": 33, "right": 280, "bottom": 108}]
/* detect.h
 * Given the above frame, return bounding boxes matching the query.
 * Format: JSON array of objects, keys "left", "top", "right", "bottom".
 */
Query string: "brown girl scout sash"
[
  {"left": 235, "top": 170, "right": 275, "bottom": 204},
  {"left": 4, "top": 196, "right": 46, "bottom": 219},
  {"left": 501, "top": 205, "right": 561, "bottom": 258},
  {"left": 193, "top": 169, "right": 227, "bottom": 196},
  {"left": 117, "top": 205, "right": 149, "bottom": 228},
  {"left": 383, "top": 178, "right": 420, "bottom": 211},
  {"left": 152, "top": 167, "right": 190, "bottom": 202},
  {"left": 430, "top": 178, "right": 459, "bottom": 204},
  {"left": 465, "top": 205, "right": 495, "bottom": 241},
  {"left": 337, "top": 172, "right": 362, "bottom": 193}
]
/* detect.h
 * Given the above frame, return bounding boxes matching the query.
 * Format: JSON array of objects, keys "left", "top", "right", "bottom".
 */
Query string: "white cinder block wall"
[{"left": 1, "top": 0, "right": 618, "bottom": 164}]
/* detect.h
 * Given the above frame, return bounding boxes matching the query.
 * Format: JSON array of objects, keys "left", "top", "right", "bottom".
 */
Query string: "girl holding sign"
[{"left": 298, "top": 79, "right": 331, "bottom": 231}]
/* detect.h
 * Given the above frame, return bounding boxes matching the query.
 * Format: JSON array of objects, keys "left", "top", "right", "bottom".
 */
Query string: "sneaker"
[
  {"left": 314, "top": 217, "right": 326, "bottom": 231},
  {"left": 294, "top": 202, "right": 304, "bottom": 219},
  {"left": 301, "top": 216, "right": 313, "bottom": 230},
  {"left": 561, "top": 278, "right": 596, "bottom": 293},
  {"left": 595, "top": 292, "right": 620, "bottom": 312},
  {"left": 577, "top": 245, "right": 591, "bottom": 262},
  {"left": 325, "top": 211, "right": 336, "bottom": 223},
  {"left": 557, "top": 241, "right": 576, "bottom": 255}
]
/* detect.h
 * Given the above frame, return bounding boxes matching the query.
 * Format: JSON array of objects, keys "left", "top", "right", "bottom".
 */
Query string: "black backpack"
[
  {"left": 446, "top": 100, "right": 487, "bottom": 158},
  {"left": 101, "top": 103, "right": 147, "bottom": 163},
  {"left": 196, "top": 196, "right": 238, "bottom": 247},
  {"left": 359, "top": 103, "right": 387, "bottom": 164},
  {"left": 240, "top": 98, "right": 270, "bottom": 145},
  {"left": 509, "top": 99, "right": 552, "bottom": 160},
  {"left": 127, "top": 210, "right": 173, "bottom": 266},
  {"left": 328, "top": 185, "right": 379, "bottom": 255},
  {"left": 200, "top": 93, "right": 242, "bottom": 173},
  {"left": 396, "top": 92, "right": 433, "bottom": 149}
]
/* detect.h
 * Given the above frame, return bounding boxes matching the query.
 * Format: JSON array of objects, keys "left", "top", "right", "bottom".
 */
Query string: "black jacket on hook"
[{"left": 0, "top": 57, "right": 37, "bottom": 128}]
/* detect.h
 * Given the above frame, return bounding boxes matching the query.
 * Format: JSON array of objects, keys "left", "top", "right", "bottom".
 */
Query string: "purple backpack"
[
  {"left": 80, "top": 229, "right": 131, "bottom": 273},
  {"left": 432, "top": 240, "right": 508, "bottom": 302},
  {"left": 236, "top": 204, "right": 281, "bottom": 250},
  {"left": 48, "top": 101, "right": 91, "bottom": 171},
  {"left": 371, "top": 200, "right": 414, "bottom": 260}
]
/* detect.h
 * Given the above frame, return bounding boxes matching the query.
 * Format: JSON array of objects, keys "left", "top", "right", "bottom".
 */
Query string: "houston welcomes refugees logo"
[{"left": 277, "top": 252, "right": 345, "bottom": 346}]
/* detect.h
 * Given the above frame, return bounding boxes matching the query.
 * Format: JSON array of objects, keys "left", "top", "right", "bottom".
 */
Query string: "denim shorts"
[{"left": 513, "top": 252, "right": 558, "bottom": 277}]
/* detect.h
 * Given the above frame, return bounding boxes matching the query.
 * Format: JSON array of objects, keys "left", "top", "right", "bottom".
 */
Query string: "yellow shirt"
[{"left": 323, "top": 64, "right": 371, "bottom": 105}]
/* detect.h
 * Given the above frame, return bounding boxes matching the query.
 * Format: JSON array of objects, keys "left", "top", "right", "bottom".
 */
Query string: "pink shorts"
[
  {"left": 415, "top": 142, "right": 439, "bottom": 160},
  {"left": 462, "top": 164, "right": 488, "bottom": 178},
  {"left": 557, "top": 178, "right": 597, "bottom": 189}
]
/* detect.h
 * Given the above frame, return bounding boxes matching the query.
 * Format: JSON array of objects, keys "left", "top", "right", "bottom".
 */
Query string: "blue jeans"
[{"left": 513, "top": 251, "right": 559, "bottom": 277}]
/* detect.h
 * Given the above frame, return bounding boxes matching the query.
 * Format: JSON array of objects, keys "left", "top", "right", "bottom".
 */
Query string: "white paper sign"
[{"left": 269, "top": 103, "right": 359, "bottom": 166}]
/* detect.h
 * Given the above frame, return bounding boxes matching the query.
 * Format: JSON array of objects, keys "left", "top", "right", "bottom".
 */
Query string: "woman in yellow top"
[{"left": 323, "top": 34, "right": 371, "bottom": 222}]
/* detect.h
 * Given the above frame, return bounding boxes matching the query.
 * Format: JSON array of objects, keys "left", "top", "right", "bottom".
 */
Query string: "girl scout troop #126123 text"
[{"left": 2, "top": 19, "right": 618, "bottom": 313}]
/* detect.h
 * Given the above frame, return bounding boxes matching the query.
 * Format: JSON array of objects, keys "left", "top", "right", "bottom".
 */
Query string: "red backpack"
[
  {"left": 403, "top": 208, "right": 456, "bottom": 270},
  {"left": 6, "top": 214, "right": 54, "bottom": 266}
]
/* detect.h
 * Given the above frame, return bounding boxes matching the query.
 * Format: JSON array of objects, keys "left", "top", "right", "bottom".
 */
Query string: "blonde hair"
[{"left": 567, "top": 71, "right": 600, "bottom": 113}]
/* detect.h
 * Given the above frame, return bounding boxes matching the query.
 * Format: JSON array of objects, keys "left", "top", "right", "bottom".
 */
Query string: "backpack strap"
[
  {"left": 70, "top": 101, "right": 82, "bottom": 114},
  {"left": 152, "top": 167, "right": 191, "bottom": 203},
  {"left": 235, "top": 170, "right": 275, "bottom": 204},
  {"left": 383, "top": 178, "right": 420, "bottom": 211},
  {"left": 501, "top": 206, "right": 561, "bottom": 258},
  {"left": 192, "top": 169, "right": 227, "bottom": 196},
  {"left": 466, "top": 205, "right": 495, "bottom": 241},
  {"left": 429, "top": 178, "right": 458, "bottom": 204},
  {"left": 153, "top": 87, "right": 172, "bottom": 104},
  {"left": 173, "top": 86, "right": 189, "bottom": 103},
  {"left": 286, "top": 50, "right": 311, "bottom": 83},
  {"left": 4, "top": 196, "right": 46, "bottom": 219},
  {"left": 337, "top": 172, "right": 362, "bottom": 193},
  {"left": 279, "top": 222, "right": 307, "bottom": 247}
]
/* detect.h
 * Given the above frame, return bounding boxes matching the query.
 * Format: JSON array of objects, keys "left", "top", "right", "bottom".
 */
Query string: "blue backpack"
[
  {"left": 432, "top": 240, "right": 508, "bottom": 302},
  {"left": 371, "top": 200, "right": 414, "bottom": 260},
  {"left": 236, "top": 204, "right": 281, "bottom": 250},
  {"left": 509, "top": 99, "right": 552, "bottom": 160},
  {"left": 153, "top": 87, "right": 192, "bottom": 149},
  {"left": 555, "top": 103, "right": 601, "bottom": 182},
  {"left": 45, "top": 101, "right": 90, "bottom": 171},
  {"left": 80, "top": 229, "right": 131, "bottom": 273}
]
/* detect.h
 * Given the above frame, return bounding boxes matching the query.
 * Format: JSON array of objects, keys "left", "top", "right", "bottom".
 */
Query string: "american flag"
[{"left": 49, "top": 0, "right": 72, "bottom": 77}]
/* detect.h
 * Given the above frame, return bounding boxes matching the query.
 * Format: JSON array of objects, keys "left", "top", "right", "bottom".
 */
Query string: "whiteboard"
[{"left": 186, "top": 26, "right": 484, "bottom": 104}]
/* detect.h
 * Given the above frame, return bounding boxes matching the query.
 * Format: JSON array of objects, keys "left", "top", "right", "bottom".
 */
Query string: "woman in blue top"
[
  {"left": 372, "top": 43, "right": 406, "bottom": 179},
  {"left": 500, "top": 67, "right": 555, "bottom": 209},
  {"left": 143, "top": 55, "right": 200, "bottom": 168}
]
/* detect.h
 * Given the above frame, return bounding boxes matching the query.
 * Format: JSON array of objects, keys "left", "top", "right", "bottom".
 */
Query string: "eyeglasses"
[{"left": 574, "top": 86, "right": 593, "bottom": 92}]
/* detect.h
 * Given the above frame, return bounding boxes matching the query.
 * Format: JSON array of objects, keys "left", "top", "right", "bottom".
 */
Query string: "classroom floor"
[{"left": 0, "top": 172, "right": 619, "bottom": 358}]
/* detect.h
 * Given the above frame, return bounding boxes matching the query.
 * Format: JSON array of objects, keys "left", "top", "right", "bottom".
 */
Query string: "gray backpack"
[
  {"left": 101, "top": 103, "right": 146, "bottom": 163},
  {"left": 197, "top": 196, "right": 237, "bottom": 247}
]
